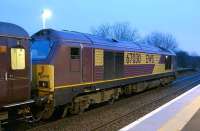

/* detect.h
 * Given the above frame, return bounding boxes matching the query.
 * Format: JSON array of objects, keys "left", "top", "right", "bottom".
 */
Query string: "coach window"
[
  {"left": 11, "top": 48, "right": 25, "bottom": 70},
  {"left": 0, "top": 45, "right": 7, "bottom": 53},
  {"left": 71, "top": 48, "right": 80, "bottom": 59}
]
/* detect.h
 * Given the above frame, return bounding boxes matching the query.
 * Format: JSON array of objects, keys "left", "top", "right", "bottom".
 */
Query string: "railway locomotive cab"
[
  {"left": 0, "top": 22, "right": 31, "bottom": 121},
  {"left": 31, "top": 29, "right": 176, "bottom": 119}
]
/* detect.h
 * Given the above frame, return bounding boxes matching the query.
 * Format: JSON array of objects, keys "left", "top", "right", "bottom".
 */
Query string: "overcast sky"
[{"left": 0, "top": 0, "right": 199, "bottom": 54}]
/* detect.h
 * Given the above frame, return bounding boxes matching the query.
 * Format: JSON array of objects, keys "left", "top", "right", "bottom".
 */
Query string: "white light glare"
[
  {"left": 41, "top": 9, "right": 52, "bottom": 29},
  {"left": 42, "top": 9, "right": 52, "bottom": 19}
]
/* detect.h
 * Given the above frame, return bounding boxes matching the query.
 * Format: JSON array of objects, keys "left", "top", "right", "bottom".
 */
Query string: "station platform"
[{"left": 120, "top": 84, "right": 200, "bottom": 131}]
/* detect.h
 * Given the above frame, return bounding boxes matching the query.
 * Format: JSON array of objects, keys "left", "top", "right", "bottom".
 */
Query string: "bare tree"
[
  {"left": 91, "top": 22, "right": 139, "bottom": 42},
  {"left": 91, "top": 24, "right": 111, "bottom": 39},
  {"left": 145, "top": 32, "right": 178, "bottom": 51}
]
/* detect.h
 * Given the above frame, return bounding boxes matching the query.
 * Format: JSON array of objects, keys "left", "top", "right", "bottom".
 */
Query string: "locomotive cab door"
[
  {"left": 0, "top": 44, "right": 9, "bottom": 107},
  {"left": 104, "top": 51, "right": 124, "bottom": 80}
]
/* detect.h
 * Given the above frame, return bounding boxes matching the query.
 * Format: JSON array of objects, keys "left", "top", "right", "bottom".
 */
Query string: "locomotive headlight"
[
  {"left": 35, "top": 64, "right": 54, "bottom": 91},
  {"left": 39, "top": 81, "right": 49, "bottom": 88}
]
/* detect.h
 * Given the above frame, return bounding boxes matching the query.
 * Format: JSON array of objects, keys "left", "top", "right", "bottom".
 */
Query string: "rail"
[{"left": 176, "top": 68, "right": 195, "bottom": 74}]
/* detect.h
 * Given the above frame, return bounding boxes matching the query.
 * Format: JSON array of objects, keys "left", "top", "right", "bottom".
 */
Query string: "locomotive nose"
[{"left": 33, "top": 64, "right": 54, "bottom": 93}]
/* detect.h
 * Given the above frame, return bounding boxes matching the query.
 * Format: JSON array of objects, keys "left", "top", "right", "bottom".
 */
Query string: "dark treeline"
[
  {"left": 176, "top": 51, "right": 200, "bottom": 69},
  {"left": 91, "top": 22, "right": 200, "bottom": 69}
]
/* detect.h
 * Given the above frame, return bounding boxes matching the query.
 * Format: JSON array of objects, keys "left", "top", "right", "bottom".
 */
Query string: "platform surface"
[
  {"left": 120, "top": 84, "right": 200, "bottom": 131},
  {"left": 182, "top": 108, "right": 200, "bottom": 131}
]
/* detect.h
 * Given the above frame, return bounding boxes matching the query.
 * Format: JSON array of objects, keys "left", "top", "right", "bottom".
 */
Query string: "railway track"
[
  {"left": 15, "top": 72, "right": 200, "bottom": 131},
  {"left": 91, "top": 73, "right": 200, "bottom": 131}
]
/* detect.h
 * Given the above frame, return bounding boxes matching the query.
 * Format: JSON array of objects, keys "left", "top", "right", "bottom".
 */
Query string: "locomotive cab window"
[
  {"left": 165, "top": 55, "right": 172, "bottom": 70},
  {"left": 71, "top": 48, "right": 80, "bottom": 59},
  {"left": 31, "top": 39, "right": 52, "bottom": 60},
  {"left": 11, "top": 48, "right": 25, "bottom": 70}
]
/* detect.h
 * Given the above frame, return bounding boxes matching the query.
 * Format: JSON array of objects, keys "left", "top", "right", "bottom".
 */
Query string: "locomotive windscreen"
[{"left": 31, "top": 39, "right": 52, "bottom": 60}]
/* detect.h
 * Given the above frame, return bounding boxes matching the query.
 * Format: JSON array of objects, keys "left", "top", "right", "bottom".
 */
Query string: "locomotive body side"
[{"left": 31, "top": 29, "right": 176, "bottom": 118}]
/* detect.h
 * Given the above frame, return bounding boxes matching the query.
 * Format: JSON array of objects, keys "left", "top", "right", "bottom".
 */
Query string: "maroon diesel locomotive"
[{"left": 31, "top": 29, "right": 176, "bottom": 118}]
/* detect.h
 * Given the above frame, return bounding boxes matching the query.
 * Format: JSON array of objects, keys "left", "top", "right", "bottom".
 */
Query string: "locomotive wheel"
[
  {"left": 50, "top": 106, "right": 66, "bottom": 119},
  {"left": 41, "top": 102, "right": 55, "bottom": 120},
  {"left": 33, "top": 104, "right": 67, "bottom": 120},
  {"left": 43, "top": 104, "right": 70, "bottom": 120},
  {"left": 108, "top": 93, "right": 119, "bottom": 105},
  {"left": 31, "top": 102, "right": 55, "bottom": 120},
  {"left": 69, "top": 103, "right": 83, "bottom": 115},
  {"left": 61, "top": 106, "right": 69, "bottom": 118},
  {"left": 69, "top": 103, "right": 80, "bottom": 115},
  {"left": 108, "top": 97, "right": 115, "bottom": 105},
  {"left": 69, "top": 100, "right": 90, "bottom": 115}
]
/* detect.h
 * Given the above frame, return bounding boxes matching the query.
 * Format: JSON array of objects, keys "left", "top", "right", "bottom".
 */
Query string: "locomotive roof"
[
  {"left": 32, "top": 29, "right": 175, "bottom": 56},
  {"left": 0, "top": 22, "right": 29, "bottom": 38}
]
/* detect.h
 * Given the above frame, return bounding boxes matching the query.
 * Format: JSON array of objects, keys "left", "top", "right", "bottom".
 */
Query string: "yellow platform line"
[{"left": 159, "top": 95, "right": 200, "bottom": 131}]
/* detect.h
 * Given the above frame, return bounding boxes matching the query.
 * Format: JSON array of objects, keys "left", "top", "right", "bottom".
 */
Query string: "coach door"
[
  {"left": 0, "top": 43, "right": 9, "bottom": 107},
  {"left": 9, "top": 46, "right": 29, "bottom": 103}
]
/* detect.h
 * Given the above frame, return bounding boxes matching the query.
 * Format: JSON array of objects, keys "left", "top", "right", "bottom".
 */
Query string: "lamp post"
[{"left": 41, "top": 9, "right": 52, "bottom": 29}]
